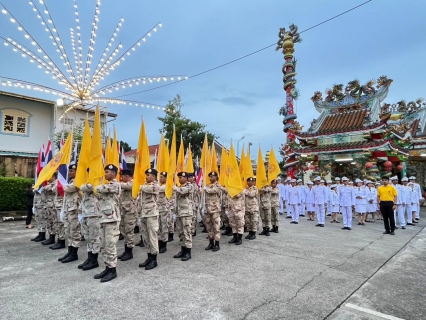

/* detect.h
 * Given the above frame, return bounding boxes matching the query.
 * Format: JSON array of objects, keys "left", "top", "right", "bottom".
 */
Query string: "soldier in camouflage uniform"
[
  {"left": 173, "top": 172, "right": 193, "bottom": 261},
  {"left": 41, "top": 173, "right": 58, "bottom": 246},
  {"left": 167, "top": 192, "right": 175, "bottom": 242},
  {"left": 52, "top": 181, "right": 65, "bottom": 249},
  {"left": 31, "top": 189, "right": 46, "bottom": 242},
  {"left": 76, "top": 180, "right": 101, "bottom": 270},
  {"left": 228, "top": 191, "right": 245, "bottom": 245},
  {"left": 203, "top": 171, "right": 221, "bottom": 251},
  {"left": 188, "top": 173, "right": 200, "bottom": 237},
  {"left": 270, "top": 180, "right": 280, "bottom": 233},
  {"left": 93, "top": 164, "right": 121, "bottom": 283},
  {"left": 259, "top": 185, "right": 272, "bottom": 236},
  {"left": 244, "top": 177, "right": 259, "bottom": 240},
  {"left": 157, "top": 171, "right": 170, "bottom": 253},
  {"left": 56, "top": 165, "right": 82, "bottom": 262},
  {"left": 138, "top": 168, "right": 160, "bottom": 270},
  {"left": 117, "top": 169, "right": 136, "bottom": 262},
  {"left": 221, "top": 187, "right": 232, "bottom": 236}
]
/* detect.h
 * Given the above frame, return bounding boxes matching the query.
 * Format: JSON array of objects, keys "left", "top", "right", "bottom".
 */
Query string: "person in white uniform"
[
  {"left": 326, "top": 180, "right": 333, "bottom": 216},
  {"left": 407, "top": 182, "right": 417, "bottom": 226},
  {"left": 354, "top": 179, "right": 367, "bottom": 225},
  {"left": 374, "top": 182, "right": 383, "bottom": 220},
  {"left": 297, "top": 179, "right": 306, "bottom": 217},
  {"left": 409, "top": 176, "right": 422, "bottom": 221},
  {"left": 391, "top": 176, "right": 401, "bottom": 229},
  {"left": 288, "top": 179, "right": 303, "bottom": 224},
  {"left": 277, "top": 178, "right": 286, "bottom": 215},
  {"left": 330, "top": 185, "right": 340, "bottom": 223},
  {"left": 339, "top": 177, "right": 355, "bottom": 230},
  {"left": 365, "top": 181, "right": 377, "bottom": 222},
  {"left": 398, "top": 177, "right": 412, "bottom": 229},
  {"left": 305, "top": 181, "right": 315, "bottom": 221},
  {"left": 313, "top": 176, "right": 328, "bottom": 227}
]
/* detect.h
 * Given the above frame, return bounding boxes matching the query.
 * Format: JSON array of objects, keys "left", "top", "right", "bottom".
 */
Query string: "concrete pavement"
[{"left": 1, "top": 211, "right": 425, "bottom": 320}]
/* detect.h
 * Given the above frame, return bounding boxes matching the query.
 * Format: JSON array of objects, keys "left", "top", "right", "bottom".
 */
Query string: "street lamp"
[{"left": 237, "top": 136, "right": 245, "bottom": 156}]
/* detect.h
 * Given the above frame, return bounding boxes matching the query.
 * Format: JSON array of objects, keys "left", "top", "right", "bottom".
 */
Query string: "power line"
[{"left": 116, "top": 0, "right": 372, "bottom": 98}]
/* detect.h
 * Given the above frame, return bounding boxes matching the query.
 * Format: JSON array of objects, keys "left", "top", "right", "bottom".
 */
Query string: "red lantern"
[
  {"left": 309, "top": 165, "right": 316, "bottom": 170},
  {"left": 365, "top": 162, "right": 373, "bottom": 169},
  {"left": 303, "top": 165, "right": 309, "bottom": 171},
  {"left": 384, "top": 161, "right": 392, "bottom": 167},
  {"left": 385, "top": 167, "right": 392, "bottom": 172},
  {"left": 396, "top": 165, "right": 403, "bottom": 171}
]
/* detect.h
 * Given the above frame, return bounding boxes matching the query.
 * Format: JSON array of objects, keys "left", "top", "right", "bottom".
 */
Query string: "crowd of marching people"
[{"left": 29, "top": 162, "right": 422, "bottom": 283}]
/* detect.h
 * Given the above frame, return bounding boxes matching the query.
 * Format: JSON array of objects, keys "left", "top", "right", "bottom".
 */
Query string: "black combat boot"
[
  {"left": 118, "top": 233, "right": 124, "bottom": 240},
  {"left": 235, "top": 234, "right": 242, "bottom": 245},
  {"left": 222, "top": 227, "right": 229, "bottom": 236},
  {"left": 228, "top": 233, "right": 237, "bottom": 243},
  {"left": 274, "top": 226, "right": 279, "bottom": 233},
  {"left": 50, "top": 239, "right": 65, "bottom": 250},
  {"left": 201, "top": 226, "right": 207, "bottom": 233},
  {"left": 220, "top": 224, "right": 225, "bottom": 230},
  {"left": 244, "top": 226, "right": 248, "bottom": 232},
  {"left": 145, "top": 254, "right": 157, "bottom": 270},
  {"left": 139, "top": 253, "right": 152, "bottom": 268},
  {"left": 120, "top": 246, "right": 133, "bottom": 261},
  {"left": 226, "top": 227, "right": 233, "bottom": 236},
  {"left": 159, "top": 241, "right": 167, "bottom": 254},
  {"left": 81, "top": 235, "right": 85, "bottom": 241},
  {"left": 134, "top": 225, "right": 140, "bottom": 234},
  {"left": 34, "top": 232, "right": 46, "bottom": 242},
  {"left": 31, "top": 232, "right": 42, "bottom": 241},
  {"left": 182, "top": 247, "right": 191, "bottom": 261},
  {"left": 212, "top": 241, "right": 220, "bottom": 252},
  {"left": 100, "top": 267, "right": 117, "bottom": 282},
  {"left": 118, "top": 245, "right": 127, "bottom": 259},
  {"left": 192, "top": 230, "right": 197, "bottom": 237},
  {"left": 78, "top": 252, "right": 92, "bottom": 269},
  {"left": 265, "top": 228, "right": 270, "bottom": 236},
  {"left": 249, "top": 231, "right": 256, "bottom": 240},
  {"left": 270, "top": 226, "right": 276, "bottom": 232},
  {"left": 173, "top": 247, "right": 185, "bottom": 259},
  {"left": 136, "top": 235, "right": 144, "bottom": 247},
  {"left": 58, "top": 246, "right": 72, "bottom": 262},
  {"left": 62, "top": 246, "right": 78, "bottom": 263},
  {"left": 83, "top": 253, "right": 99, "bottom": 271},
  {"left": 94, "top": 266, "right": 109, "bottom": 279},
  {"left": 245, "top": 231, "right": 251, "bottom": 239},
  {"left": 168, "top": 233, "right": 174, "bottom": 242},
  {"left": 259, "top": 227, "right": 266, "bottom": 236},
  {"left": 42, "top": 234, "right": 55, "bottom": 245},
  {"left": 205, "top": 239, "right": 214, "bottom": 250}
]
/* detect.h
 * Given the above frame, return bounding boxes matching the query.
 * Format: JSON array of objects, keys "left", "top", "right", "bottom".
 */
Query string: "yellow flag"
[
  {"left": 239, "top": 148, "right": 245, "bottom": 176},
  {"left": 176, "top": 135, "right": 185, "bottom": 174},
  {"left": 185, "top": 144, "right": 194, "bottom": 173},
  {"left": 242, "top": 149, "right": 254, "bottom": 187},
  {"left": 256, "top": 147, "right": 268, "bottom": 189},
  {"left": 219, "top": 145, "right": 228, "bottom": 186},
  {"left": 157, "top": 133, "right": 168, "bottom": 174},
  {"left": 165, "top": 126, "right": 176, "bottom": 199},
  {"left": 34, "top": 130, "right": 73, "bottom": 189},
  {"left": 200, "top": 133, "right": 210, "bottom": 188},
  {"left": 268, "top": 148, "right": 281, "bottom": 183},
  {"left": 111, "top": 127, "right": 120, "bottom": 180},
  {"left": 211, "top": 141, "right": 219, "bottom": 174},
  {"left": 88, "top": 105, "right": 104, "bottom": 187},
  {"left": 74, "top": 117, "right": 92, "bottom": 187},
  {"left": 132, "top": 119, "right": 151, "bottom": 198},
  {"left": 105, "top": 133, "right": 112, "bottom": 165},
  {"left": 225, "top": 143, "right": 243, "bottom": 197}
]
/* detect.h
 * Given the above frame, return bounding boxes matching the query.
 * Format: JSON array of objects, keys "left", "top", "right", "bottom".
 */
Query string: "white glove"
[
  {"left": 173, "top": 214, "right": 176, "bottom": 221},
  {"left": 137, "top": 218, "right": 141, "bottom": 226},
  {"left": 32, "top": 207, "right": 34, "bottom": 214},
  {"left": 201, "top": 209, "right": 205, "bottom": 216},
  {"left": 59, "top": 210, "right": 64, "bottom": 222},
  {"left": 78, "top": 214, "right": 83, "bottom": 223},
  {"left": 225, "top": 210, "right": 229, "bottom": 216},
  {"left": 203, "top": 187, "right": 208, "bottom": 191},
  {"left": 173, "top": 186, "right": 178, "bottom": 191}
]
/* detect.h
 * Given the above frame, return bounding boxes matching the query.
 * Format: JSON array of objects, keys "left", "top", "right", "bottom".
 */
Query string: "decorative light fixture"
[{"left": 335, "top": 155, "right": 353, "bottom": 162}]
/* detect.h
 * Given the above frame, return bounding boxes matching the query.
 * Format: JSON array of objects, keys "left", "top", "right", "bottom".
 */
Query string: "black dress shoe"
[
  {"left": 293, "top": 222, "right": 298, "bottom": 224},
  {"left": 390, "top": 231, "right": 395, "bottom": 235},
  {"left": 383, "top": 231, "right": 391, "bottom": 234},
  {"left": 401, "top": 226, "right": 406, "bottom": 229},
  {"left": 320, "top": 224, "right": 324, "bottom": 227},
  {"left": 395, "top": 227, "right": 399, "bottom": 229},
  {"left": 341, "top": 227, "right": 348, "bottom": 230},
  {"left": 315, "top": 224, "right": 321, "bottom": 227},
  {"left": 407, "top": 223, "right": 415, "bottom": 226},
  {"left": 347, "top": 227, "right": 352, "bottom": 230}
]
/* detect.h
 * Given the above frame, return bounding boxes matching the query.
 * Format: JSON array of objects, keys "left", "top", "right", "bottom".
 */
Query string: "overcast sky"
[{"left": 1, "top": 0, "right": 425, "bottom": 158}]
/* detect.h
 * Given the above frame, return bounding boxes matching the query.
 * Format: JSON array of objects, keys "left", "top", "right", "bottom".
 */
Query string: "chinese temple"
[{"left": 281, "top": 76, "right": 426, "bottom": 184}]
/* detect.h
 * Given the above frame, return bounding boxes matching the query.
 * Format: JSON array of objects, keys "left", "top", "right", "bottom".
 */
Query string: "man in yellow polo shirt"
[{"left": 377, "top": 176, "right": 398, "bottom": 235}]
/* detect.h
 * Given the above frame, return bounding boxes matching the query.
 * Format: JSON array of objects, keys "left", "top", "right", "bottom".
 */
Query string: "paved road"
[{"left": 1, "top": 211, "right": 424, "bottom": 320}]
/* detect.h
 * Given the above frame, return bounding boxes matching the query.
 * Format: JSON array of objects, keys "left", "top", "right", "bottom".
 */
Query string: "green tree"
[
  {"left": 120, "top": 140, "right": 132, "bottom": 152},
  {"left": 158, "top": 95, "right": 218, "bottom": 158}
]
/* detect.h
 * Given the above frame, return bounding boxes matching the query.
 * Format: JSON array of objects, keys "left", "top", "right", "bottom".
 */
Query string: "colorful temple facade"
[{"left": 281, "top": 76, "right": 426, "bottom": 185}]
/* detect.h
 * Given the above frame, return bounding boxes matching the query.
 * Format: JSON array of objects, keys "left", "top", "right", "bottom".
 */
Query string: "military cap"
[
  {"left": 409, "top": 176, "right": 416, "bottom": 180},
  {"left": 401, "top": 177, "right": 408, "bottom": 182},
  {"left": 408, "top": 182, "right": 414, "bottom": 186},
  {"left": 314, "top": 176, "right": 321, "bottom": 181},
  {"left": 390, "top": 176, "right": 397, "bottom": 181},
  {"left": 177, "top": 171, "right": 187, "bottom": 177},
  {"left": 327, "top": 180, "right": 332, "bottom": 184},
  {"left": 367, "top": 180, "right": 373, "bottom": 184},
  {"left": 121, "top": 169, "right": 133, "bottom": 176},
  {"left": 160, "top": 171, "right": 168, "bottom": 178},
  {"left": 335, "top": 177, "right": 341, "bottom": 181},
  {"left": 208, "top": 171, "right": 218, "bottom": 177},
  {"left": 145, "top": 168, "right": 158, "bottom": 175},
  {"left": 349, "top": 181, "right": 354, "bottom": 184},
  {"left": 307, "top": 180, "right": 314, "bottom": 185},
  {"left": 68, "top": 164, "right": 77, "bottom": 170},
  {"left": 342, "top": 177, "right": 349, "bottom": 181},
  {"left": 105, "top": 164, "right": 118, "bottom": 173},
  {"left": 297, "top": 179, "right": 302, "bottom": 183},
  {"left": 375, "top": 182, "right": 381, "bottom": 186},
  {"left": 330, "top": 184, "right": 336, "bottom": 189},
  {"left": 247, "top": 177, "right": 256, "bottom": 182},
  {"left": 277, "top": 177, "right": 282, "bottom": 181},
  {"left": 291, "top": 179, "right": 296, "bottom": 183},
  {"left": 187, "top": 172, "right": 195, "bottom": 178},
  {"left": 355, "top": 178, "right": 362, "bottom": 183}
]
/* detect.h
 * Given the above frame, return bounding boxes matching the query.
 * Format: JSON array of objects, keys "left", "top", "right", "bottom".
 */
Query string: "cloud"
[{"left": 218, "top": 97, "right": 255, "bottom": 106}]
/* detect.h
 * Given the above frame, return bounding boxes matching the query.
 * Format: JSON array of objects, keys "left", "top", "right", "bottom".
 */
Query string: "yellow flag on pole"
[
  {"left": 34, "top": 130, "right": 73, "bottom": 189},
  {"left": 225, "top": 143, "right": 244, "bottom": 197},
  {"left": 239, "top": 147, "right": 245, "bottom": 177},
  {"left": 176, "top": 135, "right": 185, "bottom": 174},
  {"left": 157, "top": 133, "right": 168, "bottom": 174},
  {"left": 211, "top": 141, "right": 219, "bottom": 174},
  {"left": 219, "top": 145, "right": 228, "bottom": 186},
  {"left": 111, "top": 127, "right": 120, "bottom": 180},
  {"left": 88, "top": 105, "right": 104, "bottom": 187},
  {"left": 256, "top": 147, "right": 268, "bottom": 189},
  {"left": 105, "top": 133, "right": 112, "bottom": 165},
  {"left": 165, "top": 126, "right": 177, "bottom": 199},
  {"left": 185, "top": 144, "right": 194, "bottom": 173},
  {"left": 74, "top": 116, "right": 92, "bottom": 187},
  {"left": 242, "top": 150, "right": 254, "bottom": 187},
  {"left": 268, "top": 148, "right": 281, "bottom": 183},
  {"left": 132, "top": 119, "right": 151, "bottom": 198},
  {"left": 200, "top": 133, "right": 210, "bottom": 188}
]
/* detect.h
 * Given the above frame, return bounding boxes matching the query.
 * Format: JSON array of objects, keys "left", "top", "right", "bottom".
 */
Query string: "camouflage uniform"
[
  {"left": 43, "top": 181, "right": 57, "bottom": 236},
  {"left": 204, "top": 182, "right": 222, "bottom": 241},
  {"left": 63, "top": 180, "right": 82, "bottom": 247},
  {"left": 271, "top": 186, "right": 280, "bottom": 227},
  {"left": 244, "top": 186, "right": 259, "bottom": 232},
  {"left": 138, "top": 181, "right": 160, "bottom": 254},
  {"left": 96, "top": 180, "right": 121, "bottom": 268},
  {"left": 120, "top": 180, "right": 137, "bottom": 248},
  {"left": 175, "top": 182, "right": 193, "bottom": 248},
  {"left": 80, "top": 184, "right": 100, "bottom": 254},
  {"left": 191, "top": 182, "right": 200, "bottom": 234},
  {"left": 259, "top": 186, "right": 272, "bottom": 229},
  {"left": 228, "top": 192, "right": 245, "bottom": 234},
  {"left": 220, "top": 187, "right": 229, "bottom": 228},
  {"left": 34, "top": 191, "right": 46, "bottom": 232},
  {"left": 54, "top": 188, "right": 65, "bottom": 241},
  {"left": 158, "top": 184, "right": 170, "bottom": 242},
  {"left": 167, "top": 192, "right": 175, "bottom": 234}
]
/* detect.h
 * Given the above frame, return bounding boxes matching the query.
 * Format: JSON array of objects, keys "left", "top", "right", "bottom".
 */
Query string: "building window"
[
  {"left": 60, "top": 117, "right": 74, "bottom": 125},
  {"left": 1, "top": 109, "right": 29, "bottom": 135}
]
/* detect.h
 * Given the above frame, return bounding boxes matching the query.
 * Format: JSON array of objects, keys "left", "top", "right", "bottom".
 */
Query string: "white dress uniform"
[
  {"left": 298, "top": 184, "right": 307, "bottom": 216},
  {"left": 326, "top": 185, "right": 332, "bottom": 214},
  {"left": 288, "top": 186, "right": 304, "bottom": 223},
  {"left": 393, "top": 183, "right": 403, "bottom": 226},
  {"left": 354, "top": 187, "right": 367, "bottom": 214},
  {"left": 407, "top": 185, "right": 417, "bottom": 223},
  {"left": 305, "top": 186, "right": 315, "bottom": 212},
  {"left": 284, "top": 184, "right": 291, "bottom": 217},
  {"left": 313, "top": 185, "right": 328, "bottom": 225},
  {"left": 365, "top": 186, "right": 377, "bottom": 213},
  {"left": 339, "top": 185, "right": 355, "bottom": 228},
  {"left": 398, "top": 184, "right": 411, "bottom": 227},
  {"left": 330, "top": 190, "right": 339, "bottom": 213},
  {"left": 277, "top": 182, "right": 286, "bottom": 214},
  {"left": 411, "top": 180, "right": 422, "bottom": 219}
]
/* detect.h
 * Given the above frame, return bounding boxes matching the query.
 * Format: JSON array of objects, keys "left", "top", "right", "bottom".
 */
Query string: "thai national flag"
[
  {"left": 43, "top": 140, "right": 53, "bottom": 167},
  {"left": 120, "top": 147, "right": 128, "bottom": 170},
  {"left": 35, "top": 143, "right": 44, "bottom": 181},
  {"left": 195, "top": 156, "right": 202, "bottom": 187},
  {"left": 56, "top": 133, "right": 68, "bottom": 197}
]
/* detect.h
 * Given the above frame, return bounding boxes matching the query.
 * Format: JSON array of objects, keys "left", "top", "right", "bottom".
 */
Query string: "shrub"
[{"left": 0, "top": 177, "right": 34, "bottom": 211}]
